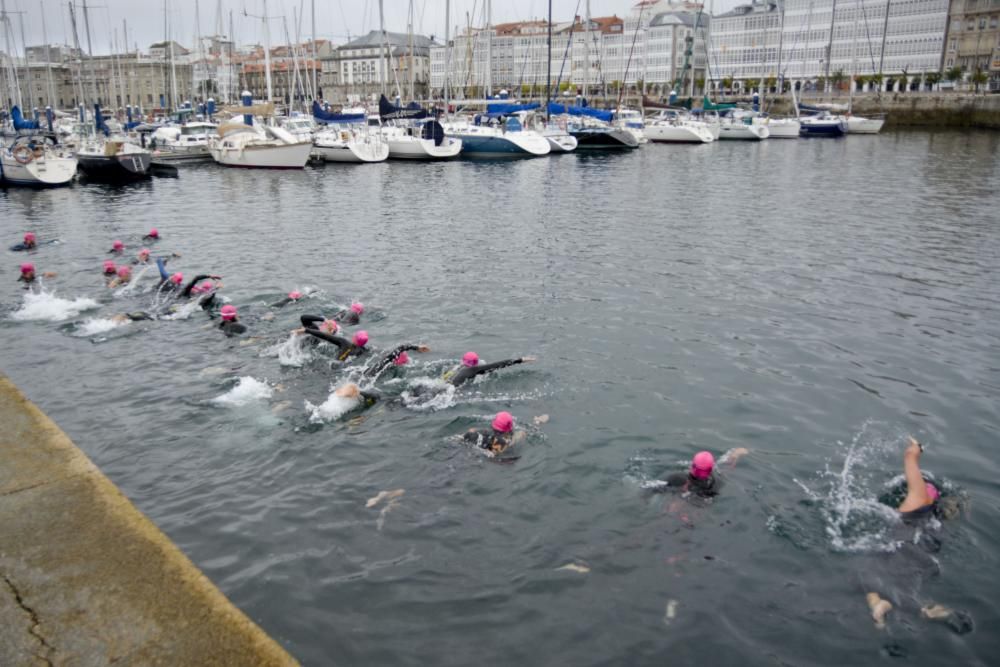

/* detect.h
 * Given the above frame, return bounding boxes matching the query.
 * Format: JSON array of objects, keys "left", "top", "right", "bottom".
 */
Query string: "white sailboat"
[
  {"left": 644, "top": 109, "right": 715, "bottom": 144},
  {"left": 718, "top": 109, "right": 770, "bottom": 140},
  {"left": 313, "top": 123, "right": 389, "bottom": 163},
  {"left": 1, "top": 133, "right": 77, "bottom": 186}
]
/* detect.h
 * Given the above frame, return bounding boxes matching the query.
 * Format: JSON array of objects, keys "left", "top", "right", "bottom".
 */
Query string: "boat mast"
[
  {"left": 67, "top": 1, "right": 84, "bottom": 111},
  {"left": 775, "top": 0, "right": 785, "bottom": 106},
  {"left": 378, "top": 0, "right": 387, "bottom": 97},
  {"left": 229, "top": 10, "right": 235, "bottom": 104},
  {"left": 17, "top": 12, "right": 35, "bottom": 111},
  {"left": 408, "top": 0, "right": 414, "bottom": 102},
  {"left": 263, "top": 0, "right": 273, "bottom": 104},
  {"left": 485, "top": 0, "right": 492, "bottom": 98},
  {"left": 444, "top": 0, "right": 450, "bottom": 115},
  {"left": 311, "top": 0, "right": 317, "bottom": 101},
  {"left": 823, "top": 0, "right": 838, "bottom": 93},
  {"left": 848, "top": 4, "right": 859, "bottom": 112},
  {"left": 194, "top": 0, "right": 202, "bottom": 105},
  {"left": 584, "top": 0, "right": 590, "bottom": 100},
  {"left": 0, "top": 1, "right": 22, "bottom": 110},
  {"left": 81, "top": 0, "right": 99, "bottom": 105},
  {"left": 41, "top": 1, "right": 56, "bottom": 110},
  {"left": 546, "top": 0, "right": 551, "bottom": 114},
  {"left": 877, "top": 0, "right": 890, "bottom": 96},
  {"left": 168, "top": 1, "right": 178, "bottom": 110}
]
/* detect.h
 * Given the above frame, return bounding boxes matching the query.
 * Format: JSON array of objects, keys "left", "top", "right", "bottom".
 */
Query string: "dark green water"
[{"left": 3, "top": 130, "right": 999, "bottom": 665}]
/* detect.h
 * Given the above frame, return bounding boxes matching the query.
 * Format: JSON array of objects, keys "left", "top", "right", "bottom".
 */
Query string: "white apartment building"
[
  {"left": 710, "top": 0, "right": 949, "bottom": 91},
  {"left": 430, "top": 0, "right": 710, "bottom": 98}
]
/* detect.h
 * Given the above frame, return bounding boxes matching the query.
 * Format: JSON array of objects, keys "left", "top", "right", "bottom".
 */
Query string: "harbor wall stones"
[
  {"left": 769, "top": 93, "right": 1000, "bottom": 129},
  {"left": 0, "top": 374, "right": 298, "bottom": 666}
]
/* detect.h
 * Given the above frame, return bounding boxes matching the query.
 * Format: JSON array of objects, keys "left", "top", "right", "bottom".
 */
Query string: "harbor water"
[{"left": 2, "top": 130, "right": 999, "bottom": 665}]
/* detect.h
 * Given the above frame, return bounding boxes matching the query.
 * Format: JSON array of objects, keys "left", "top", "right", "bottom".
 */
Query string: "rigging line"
[
  {"left": 618, "top": 0, "right": 645, "bottom": 109},
  {"left": 552, "top": 0, "right": 581, "bottom": 98}
]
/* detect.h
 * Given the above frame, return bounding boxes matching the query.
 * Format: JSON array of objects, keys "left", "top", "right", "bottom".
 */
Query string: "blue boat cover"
[
  {"left": 11, "top": 106, "right": 39, "bottom": 131},
  {"left": 485, "top": 102, "right": 540, "bottom": 115},
  {"left": 379, "top": 95, "right": 428, "bottom": 120},
  {"left": 312, "top": 100, "right": 365, "bottom": 124},
  {"left": 94, "top": 104, "right": 110, "bottom": 136},
  {"left": 546, "top": 103, "right": 613, "bottom": 122},
  {"left": 421, "top": 120, "right": 446, "bottom": 146}
]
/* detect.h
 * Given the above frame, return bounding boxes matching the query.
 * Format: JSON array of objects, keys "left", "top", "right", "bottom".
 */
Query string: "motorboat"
[
  {"left": 209, "top": 120, "right": 312, "bottom": 168},
  {"left": 644, "top": 109, "right": 715, "bottom": 144},
  {"left": 77, "top": 138, "right": 152, "bottom": 182},
  {"left": 313, "top": 123, "right": 389, "bottom": 163},
  {"left": 150, "top": 121, "right": 217, "bottom": 161}
]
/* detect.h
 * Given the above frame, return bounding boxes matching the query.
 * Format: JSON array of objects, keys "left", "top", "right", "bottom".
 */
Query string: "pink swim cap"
[
  {"left": 288, "top": 290, "right": 303, "bottom": 300},
  {"left": 148, "top": 228, "right": 159, "bottom": 238},
  {"left": 139, "top": 248, "right": 150, "bottom": 258},
  {"left": 353, "top": 330, "right": 369, "bottom": 347},
  {"left": 20, "top": 262, "right": 35, "bottom": 274},
  {"left": 103, "top": 260, "right": 116, "bottom": 271},
  {"left": 116, "top": 265, "right": 131, "bottom": 279},
  {"left": 690, "top": 451, "right": 715, "bottom": 480},
  {"left": 112, "top": 240, "right": 124, "bottom": 251},
  {"left": 319, "top": 319, "right": 338, "bottom": 334},
  {"left": 351, "top": 302, "right": 364, "bottom": 314},
  {"left": 462, "top": 351, "right": 479, "bottom": 367},
  {"left": 24, "top": 232, "right": 36, "bottom": 243},
  {"left": 220, "top": 305, "right": 238, "bottom": 321},
  {"left": 169, "top": 272, "right": 184, "bottom": 285},
  {"left": 492, "top": 411, "right": 514, "bottom": 433},
  {"left": 394, "top": 351, "right": 410, "bottom": 366},
  {"left": 925, "top": 482, "right": 940, "bottom": 503}
]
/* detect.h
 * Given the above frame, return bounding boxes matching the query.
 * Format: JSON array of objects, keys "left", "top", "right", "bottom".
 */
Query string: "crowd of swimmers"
[{"left": 10, "top": 227, "right": 971, "bottom": 635}]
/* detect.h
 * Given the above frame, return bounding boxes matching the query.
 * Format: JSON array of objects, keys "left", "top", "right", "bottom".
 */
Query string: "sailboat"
[
  {"left": 76, "top": 104, "right": 153, "bottom": 182},
  {"left": 378, "top": 96, "right": 461, "bottom": 160},
  {"left": 549, "top": 103, "right": 639, "bottom": 150},
  {"left": 312, "top": 102, "right": 389, "bottom": 163},
  {"left": 1, "top": 108, "right": 77, "bottom": 186}
]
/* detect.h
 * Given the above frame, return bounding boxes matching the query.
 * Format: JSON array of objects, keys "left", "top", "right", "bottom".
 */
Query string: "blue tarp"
[
  {"left": 94, "top": 104, "right": 111, "bottom": 136},
  {"left": 10, "top": 106, "right": 40, "bottom": 131},
  {"left": 485, "top": 102, "right": 540, "bottom": 115},
  {"left": 379, "top": 95, "right": 428, "bottom": 120},
  {"left": 546, "top": 103, "right": 613, "bottom": 122},
  {"left": 312, "top": 100, "right": 365, "bottom": 124}
]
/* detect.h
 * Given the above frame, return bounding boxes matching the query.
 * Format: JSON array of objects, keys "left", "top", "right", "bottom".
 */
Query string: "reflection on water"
[{"left": 2, "top": 129, "right": 999, "bottom": 665}]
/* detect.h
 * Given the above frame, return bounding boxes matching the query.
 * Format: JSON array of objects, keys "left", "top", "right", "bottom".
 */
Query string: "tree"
[
  {"left": 694, "top": 77, "right": 705, "bottom": 94},
  {"left": 764, "top": 74, "right": 777, "bottom": 93},
  {"left": 924, "top": 71, "right": 942, "bottom": 91},
  {"left": 745, "top": 77, "right": 760, "bottom": 93},
  {"left": 815, "top": 76, "right": 826, "bottom": 91},
  {"left": 896, "top": 68, "right": 909, "bottom": 93},
  {"left": 945, "top": 66, "right": 963, "bottom": 84},
  {"left": 831, "top": 69, "right": 847, "bottom": 92},
  {"left": 854, "top": 74, "right": 870, "bottom": 91},
  {"left": 971, "top": 68, "right": 989, "bottom": 93},
  {"left": 869, "top": 73, "right": 884, "bottom": 91},
  {"left": 721, "top": 75, "right": 734, "bottom": 91}
]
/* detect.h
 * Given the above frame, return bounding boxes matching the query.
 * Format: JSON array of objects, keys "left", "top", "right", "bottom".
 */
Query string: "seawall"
[
  {"left": 0, "top": 374, "right": 299, "bottom": 666},
  {"left": 768, "top": 92, "right": 1000, "bottom": 129}
]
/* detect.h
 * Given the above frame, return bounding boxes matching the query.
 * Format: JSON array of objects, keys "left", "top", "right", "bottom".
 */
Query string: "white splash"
[
  {"left": 11, "top": 290, "right": 100, "bottom": 322},
  {"left": 73, "top": 317, "right": 127, "bottom": 336},
  {"left": 799, "top": 422, "right": 905, "bottom": 553},
  {"left": 161, "top": 299, "right": 203, "bottom": 320},
  {"left": 113, "top": 265, "right": 154, "bottom": 296},
  {"left": 401, "top": 378, "right": 457, "bottom": 411},
  {"left": 263, "top": 332, "right": 314, "bottom": 367},
  {"left": 211, "top": 377, "right": 274, "bottom": 407},
  {"left": 305, "top": 386, "right": 360, "bottom": 423}
]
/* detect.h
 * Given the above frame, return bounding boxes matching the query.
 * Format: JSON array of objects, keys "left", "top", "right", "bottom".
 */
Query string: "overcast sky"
[{"left": 3, "top": 0, "right": 741, "bottom": 54}]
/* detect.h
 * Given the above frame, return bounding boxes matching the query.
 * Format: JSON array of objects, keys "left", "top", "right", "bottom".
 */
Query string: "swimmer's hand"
[
  {"left": 417, "top": 345, "right": 431, "bottom": 353},
  {"left": 533, "top": 414, "right": 549, "bottom": 425},
  {"left": 521, "top": 356, "right": 537, "bottom": 363},
  {"left": 906, "top": 437, "right": 922, "bottom": 459},
  {"left": 291, "top": 327, "right": 306, "bottom": 335},
  {"left": 210, "top": 275, "right": 222, "bottom": 280},
  {"left": 42, "top": 271, "right": 57, "bottom": 278}
]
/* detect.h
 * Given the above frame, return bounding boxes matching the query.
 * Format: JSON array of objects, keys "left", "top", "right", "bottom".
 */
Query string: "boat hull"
[
  {"left": 645, "top": 124, "right": 714, "bottom": 143},
  {"left": 846, "top": 117, "right": 885, "bottom": 134},
  {"left": 571, "top": 128, "right": 639, "bottom": 150},
  {"left": 544, "top": 134, "right": 578, "bottom": 152},
  {"left": 386, "top": 137, "right": 462, "bottom": 160},
  {"left": 452, "top": 132, "right": 551, "bottom": 157},
  {"left": 719, "top": 123, "right": 770, "bottom": 140},
  {"left": 313, "top": 141, "right": 389, "bottom": 163},
  {"left": 77, "top": 152, "right": 152, "bottom": 182},
  {"left": 767, "top": 120, "right": 801, "bottom": 138},
  {"left": 210, "top": 141, "right": 313, "bottom": 168},
  {"left": 799, "top": 118, "right": 848, "bottom": 137},
  {"left": 1, "top": 154, "right": 77, "bottom": 186}
]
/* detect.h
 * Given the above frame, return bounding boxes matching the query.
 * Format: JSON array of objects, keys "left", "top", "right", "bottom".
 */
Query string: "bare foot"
[
  {"left": 533, "top": 414, "right": 549, "bottom": 425},
  {"left": 867, "top": 592, "right": 893, "bottom": 628}
]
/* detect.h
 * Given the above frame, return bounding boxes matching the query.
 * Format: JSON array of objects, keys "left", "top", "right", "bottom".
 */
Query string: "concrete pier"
[{"left": 0, "top": 375, "right": 298, "bottom": 666}]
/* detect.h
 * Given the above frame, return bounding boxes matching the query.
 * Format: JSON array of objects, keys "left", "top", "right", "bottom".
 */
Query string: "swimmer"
[
  {"left": 446, "top": 351, "right": 537, "bottom": 387},
  {"left": 300, "top": 327, "right": 370, "bottom": 361},
  {"left": 17, "top": 262, "right": 56, "bottom": 285},
  {"left": 102, "top": 260, "right": 117, "bottom": 276},
  {"left": 334, "top": 302, "right": 364, "bottom": 325},
  {"left": 362, "top": 344, "right": 431, "bottom": 379},
  {"left": 271, "top": 290, "right": 304, "bottom": 308},
  {"left": 654, "top": 448, "right": 750, "bottom": 498},
  {"left": 110, "top": 311, "right": 155, "bottom": 324},
  {"left": 898, "top": 437, "right": 939, "bottom": 518},
  {"left": 218, "top": 304, "right": 247, "bottom": 337},
  {"left": 334, "top": 382, "right": 382, "bottom": 408},
  {"left": 142, "top": 228, "right": 160, "bottom": 241},
  {"left": 154, "top": 258, "right": 220, "bottom": 305},
  {"left": 462, "top": 411, "right": 548, "bottom": 456},
  {"left": 109, "top": 240, "right": 125, "bottom": 254},
  {"left": 107, "top": 265, "right": 132, "bottom": 288},
  {"left": 10, "top": 232, "right": 36, "bottom": 251},
  {"left": 132, "top": 248, "right": 151, "bottom": 265}
]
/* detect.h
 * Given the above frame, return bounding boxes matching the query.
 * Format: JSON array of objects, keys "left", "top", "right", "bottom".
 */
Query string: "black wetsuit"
[
  {"left": 448, "top": 358, "right": 527, "bottom": 387},
  {"left": 303, "top": 328, "right": 369, "bottom": 361},
  {"left": 300, "top": 314, "right": 325, "bottom": 330},
  {"left": 219, "top": 319, "right": 247, "bottom": 337},
  {"left": 463, "top": 428, "right": 512, "bottom": 454},
  {"left": 10, "top": 242, "right": 36, "bottom": 251},
  {"left": 363, "top": 344, "right": 422, "bottom": 379},
  {"left": 271, "top": 295, "right": 298, "bottom": 308},
  {"left": 334, "top": 309, "right": 360, "bottom": 325},
  {"left": 662, "top": 472, "right": 722, "bottom": 498},
  {"left": 142, "top": 234, "right": 160, "bottom": 242},
  {"left": 126, "top": 312, "right": 154, "bottom": 321}
]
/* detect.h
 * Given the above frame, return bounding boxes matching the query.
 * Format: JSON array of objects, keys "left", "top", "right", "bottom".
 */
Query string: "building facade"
[
  {"left": 711, "top": 0, "right": 950, "bottom": 92},
  {"left": 429, "top": 1, "right": 710, "bottom": 99},
  {"left": 943, "top": 0, "right": 1000, "bottom": 91},
  {"left": 320, "top": 31, "right": 435, "bottom": 102}
]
